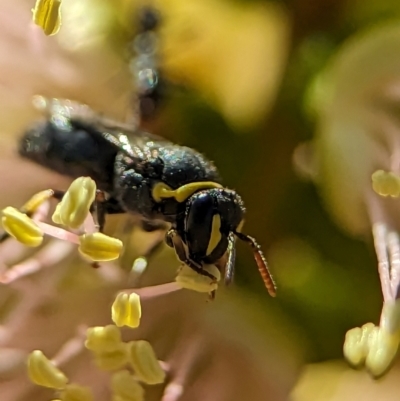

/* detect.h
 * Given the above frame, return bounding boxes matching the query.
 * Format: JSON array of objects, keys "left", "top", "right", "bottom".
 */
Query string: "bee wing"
[{"left": 37, "top": 96, "right": 171, "bottom": 164}]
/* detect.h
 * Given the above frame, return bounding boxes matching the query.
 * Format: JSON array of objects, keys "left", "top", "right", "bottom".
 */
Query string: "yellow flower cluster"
[
  {"left": 28, "top": 292, "right": 165, "bottom": 400},
  {"left": 0, "top": 177, "right": 123, "bottom": 262},
  {"left": 371, "top": 170, "right": 400, "bottom": 198},
  {"left": 86, "top": 292, "right": 165, "bottom": 397},
  {"left": 343, "top": 301, "right": 400, "bottom": 377}
]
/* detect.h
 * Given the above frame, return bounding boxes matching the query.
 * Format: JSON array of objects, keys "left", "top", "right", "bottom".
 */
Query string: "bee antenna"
[{"left": 234, "top": 231, "right": 277, "bottom": 297}]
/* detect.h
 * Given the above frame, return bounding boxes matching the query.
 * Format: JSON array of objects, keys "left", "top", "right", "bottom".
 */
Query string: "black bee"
[
  {"left": 5, "top": 6, "right": 276, "bottom": 297},
  {"left": 16, "top": 98, "right": 276, "bottom": 297}
]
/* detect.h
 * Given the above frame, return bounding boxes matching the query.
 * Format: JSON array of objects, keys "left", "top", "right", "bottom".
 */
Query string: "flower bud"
[
  {"left": 27, "top": 350, "right": 68, "bottom": 389},
  {"left": 1, "top": 207, "right": 43, "bottom": 247},
  {"left": 111, "top": 370, "right": 144, "bottom": 401},
  {"left": 112, "top": 293, "right": 141, "bottom": 328},
  {"left": 85, "top": 325, "right": 122, "bottom": 353},
  {"left": 52, "top": 177, "right": 96, "bottom": 229},
  {"left": 32, "top": 0, "right": 62, "bottom": 36},
  {"left": 60, "top": 384, "right": 93, "bottom": 401},
  {"left": 128, "top": 341, "right": 165, "bottom": 385},
  {"left": 175, "top": 264, "right": 220, "bottom": 293},
  {"left": 78, "top": 233, "right": 123, "bottom": 262},
  {"left": 371, "top": 170, "right": 400, "bottom": 197}
]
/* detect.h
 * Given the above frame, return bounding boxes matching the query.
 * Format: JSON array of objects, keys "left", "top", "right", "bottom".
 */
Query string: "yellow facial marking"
[
  {"left": 152, "top": 181, "right": 223, "bottom": 203},
  {"left": 236, "top": 219, "right": 245, "bottom": 233},
  {"left": 206, "top": 214, "right": 222, "bottom": 256},
  {"left": 151, "top": 182, "right": 173, "bottom": 202}
]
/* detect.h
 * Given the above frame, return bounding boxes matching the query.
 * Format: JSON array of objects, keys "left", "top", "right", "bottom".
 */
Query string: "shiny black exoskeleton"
[
  {"left": 11, "top": 6, "right": 276, "bottom": 296},
  {"left": 17, "top": 99, "right": 276, "bottom": 296}
]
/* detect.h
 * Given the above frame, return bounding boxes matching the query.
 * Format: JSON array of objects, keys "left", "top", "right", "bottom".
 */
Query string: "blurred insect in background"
[{"left": 3, "top": 6, "right": 277, "bottom": 297}]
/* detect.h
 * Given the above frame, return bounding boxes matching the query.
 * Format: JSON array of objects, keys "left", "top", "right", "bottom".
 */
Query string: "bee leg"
[
  {"left": 91, "top": 190, "right": 108, "bottom": 233},
  {"left": 166, "top": 229, "right": 216, "bottom": 281},
  {"left": 141, "top": 219, "right": 168, "bottom": 232},
  {"left": 186, "top": 260, "right": 216, "bottom": 281}
]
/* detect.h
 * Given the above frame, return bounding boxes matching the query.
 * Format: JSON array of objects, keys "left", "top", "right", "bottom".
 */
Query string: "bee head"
[
  {"left": 179, "top": 187, "right": 277, "bottom": 296},
  {"left": 181, "top": 188, "right": 245, "bottom": 263}
]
